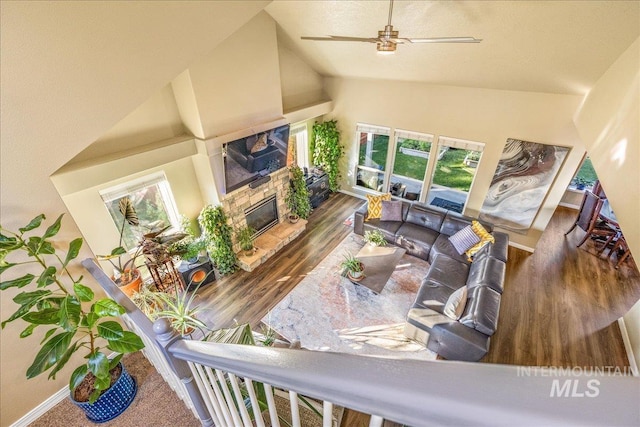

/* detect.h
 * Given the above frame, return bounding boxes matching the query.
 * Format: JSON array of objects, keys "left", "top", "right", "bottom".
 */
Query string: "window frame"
[
  {"left": 99, "top": 172, "right": 181, "bottom": 250},
  {"left": 354, "top": 123, "right": 392, "bottom": 193}
]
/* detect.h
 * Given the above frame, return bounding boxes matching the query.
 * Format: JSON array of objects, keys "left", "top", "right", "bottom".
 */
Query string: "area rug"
[{"left": 262, "top": 233, "right": 437, "bottom": 360}]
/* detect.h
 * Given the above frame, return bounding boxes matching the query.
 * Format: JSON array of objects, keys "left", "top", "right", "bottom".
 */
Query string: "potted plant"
[
  {"left": 312, "top": 119, "right": 343, "bottom": 192},
  {"left": 236, "top": 226, "right": 257, "bottom": 256},
  {"left": 150, "top": 286, "right": 210, "bottom": 337},
  {"left": 199, "top": 205, "right": 238, "bottom": 276},
  {"left": 340, "top": 252, "right": 365, "bottom": 282},
  {"left": 285, "top": 165, "right": 312, "bottom": 223},
  {"left": 0, "top": 214, "right": 145, "bottom": 422},
  {"left": 97, "top": 198, "right": 144, "bottom": 296},
  {"left": 363, "top": 230, "right": 387, "bottom": 247},
  {"left": 171, "top": 215, "right": 207, "bottom": 263}
]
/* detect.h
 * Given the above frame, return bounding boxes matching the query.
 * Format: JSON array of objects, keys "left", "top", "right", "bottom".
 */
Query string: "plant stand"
[{"left": 146, "top": 260, "right": 185, "bottom": 293}]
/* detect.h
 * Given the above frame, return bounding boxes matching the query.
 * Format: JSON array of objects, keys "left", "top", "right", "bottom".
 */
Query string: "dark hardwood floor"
[
  {"left": 484, "top": 205, "right": 640, "bottom": 367},
  {"left": 197, "top": 192, "right": 366, "bottom": 330},
  {"left": 199, "top": 195, "right": 640, "bottom": 368}
]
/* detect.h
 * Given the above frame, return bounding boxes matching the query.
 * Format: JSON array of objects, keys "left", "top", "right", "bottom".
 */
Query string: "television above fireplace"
[{"left": 223, "top": 123, "right": 291, "bottom": 194}]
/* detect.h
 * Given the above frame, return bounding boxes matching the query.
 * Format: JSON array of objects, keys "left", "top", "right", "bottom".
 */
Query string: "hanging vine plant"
[
  {"left": 198, "top": 205, "right": 237, "bottom": 276},
  {"left": 312, "top": 119, "right": 343, "bottom": 192}
]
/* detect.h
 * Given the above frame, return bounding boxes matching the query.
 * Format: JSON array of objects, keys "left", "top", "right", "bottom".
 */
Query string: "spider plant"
[{"left": 150, "top": 279, "right": 211, "bottom": 337}]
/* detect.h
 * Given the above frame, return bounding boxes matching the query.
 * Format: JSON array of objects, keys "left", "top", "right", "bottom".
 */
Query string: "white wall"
[
  {"left": 188, "top": 11, "right": 284, "bottom": 138},
  {"left": 69, "top": 84, "right": 187, "bottom": 165},
  {"left": 324, "top": 77, "right": 585, "bottom": 249},
  {"left": 0, "top": 1, "right": 267, "bottom": 424},
  {"left": 573, "top": 37, "right": 640, "bottom": 371},
  {"left": 278, "top": 44, "right": 326, "bottom": 112}
]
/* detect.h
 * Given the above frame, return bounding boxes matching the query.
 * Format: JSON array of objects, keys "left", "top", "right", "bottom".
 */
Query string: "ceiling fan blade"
[
  {"left": 407, "top": 37, "right": 482, "bottom": 43},
  {"left": 301, "top": 36, "right": 379, "bottom": 43}
]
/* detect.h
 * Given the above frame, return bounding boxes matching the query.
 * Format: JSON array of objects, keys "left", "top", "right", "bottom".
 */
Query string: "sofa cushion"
[
  {"left": 466, "top": 251, "right": 506, "bottom": 294},
  {"left": 448, "top": 225, "right": 481, "bottom": 254},
  {"left": 406, "top": 307, "right": 452, "bottom": 333},
  {"left": 380, "top": 200, "right": 403, "bottom": 221},
  {"left": 361, "top": 218, "right": 402, "bottom": 243},
  {"left": 405, "top": 203, "right": 446, "bottom": 231},
  {"left": 429, "top": 234, "right": 471, "bottom": 264},
  {"left": 365, "top": 193, "right": 392, "bottom": 220},
  {"left": 459, "top": 286, "right": 501, "bottom": 336},
  {"left": 412, "top": 278, "right": 456, "bottom": 312},
  {"left": 425, "top": 254, "right": 469, "bottom": 290},
  {"left": 396, "top": 223, "right": 440, "bottom": 261},
  {"left": 443, "top": 286, "right": 468, "bottom": 320}
]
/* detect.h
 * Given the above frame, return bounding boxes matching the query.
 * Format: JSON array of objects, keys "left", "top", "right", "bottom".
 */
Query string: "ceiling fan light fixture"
[{"left": 377, "top": 40, "right": 396, "bottom": 55}]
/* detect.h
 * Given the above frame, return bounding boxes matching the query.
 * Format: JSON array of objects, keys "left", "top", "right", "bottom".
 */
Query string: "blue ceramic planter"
[{"left": 70, "top": 363, "right": 137, "bottom": 423}]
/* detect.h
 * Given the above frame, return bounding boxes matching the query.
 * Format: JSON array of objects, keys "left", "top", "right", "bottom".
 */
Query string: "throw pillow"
[
  {"left": 466, "top": 220, "right": 495, "bottom": 261},
  {"left": 380, "top": 200, "right": 403, "bottom": 221},
  {"left": 444, "top": 286, "right": 468, "bottom": 320},
  {"left": 365, "top": 193, "right": 392, "bottom": 221},
  {"left": 249, "top": 133, "right": 268, "bottom": 154},
  {"left": 448, "top": 225, "right": 481, "bottom": 255}
]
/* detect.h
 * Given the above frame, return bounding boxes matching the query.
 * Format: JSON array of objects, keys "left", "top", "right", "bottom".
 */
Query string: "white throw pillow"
[{"left": 443, "top": 286, "right": 468, "bottom": 320}]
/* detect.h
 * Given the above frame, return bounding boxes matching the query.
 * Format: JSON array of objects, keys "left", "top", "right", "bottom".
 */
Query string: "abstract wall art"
[{"left": 479, "top": 138, "right": 570, "bottom": 233}]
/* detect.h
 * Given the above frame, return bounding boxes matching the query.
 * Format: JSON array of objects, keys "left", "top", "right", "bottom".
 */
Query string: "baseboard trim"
[
  {"left": 339, "top": 188, "right": 365, "bottom": 200},
  {"left": 559, "top": 202, "right": 580, "bottom": 210},
  {"left": 617, "top": 317, "right": 639, "bottom": 377},
  {"left": 508, "top": 241, "right": 535, "bottom": 253},
  {"left": 9, "top": 386, "right": 68, "bottom": 427}
]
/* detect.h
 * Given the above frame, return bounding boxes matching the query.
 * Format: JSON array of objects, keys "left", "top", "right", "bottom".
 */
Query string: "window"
[
  {"left": 389, "top": 130, "right": 434, "bottom": 200},
  {"left": 426, "top": 136, "right": 484, "bottom": 213},
  {"left": 100, "top": 173, "right": 180, "bottom": 250},
  {"left": 290, "top": 123, "right": 309, "bottom": 169},
  {"left": 570, "top": 156, "right": 597, "bottom": 191},
  {"left": 355, "top": 124, "right": 391, "bottom": 191}
]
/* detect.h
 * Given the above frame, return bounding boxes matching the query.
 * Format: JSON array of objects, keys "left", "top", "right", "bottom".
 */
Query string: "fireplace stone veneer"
[{"left": 221, "top": 168, "right": 307, "bottom": 271}]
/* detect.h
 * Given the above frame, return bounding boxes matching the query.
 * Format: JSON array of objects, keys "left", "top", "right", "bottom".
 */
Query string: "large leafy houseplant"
[
  {"left": 312, "top": 119, "right": 343, "bottom": 192},
  {"left": 285, "top": 165, "right": 312, "bottom": 221},
  {"left": 97, "top": 198, "right": 144, "bottom": 290},
  {"left": 199, "top": 205, "right": 238, "bottom": 276},
  {"left": 0, "top": 214, "right": 145, "bottom": 404}
]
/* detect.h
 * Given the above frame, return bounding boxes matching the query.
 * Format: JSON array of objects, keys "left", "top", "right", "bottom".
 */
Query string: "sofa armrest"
[
  {"left": 427, "top": 322, "right": 490, "bottom": 362},
  {"left": 354, "top": 204, "right": 368, "bottom": 236},
  {"left": 489, "top": 231, "right": 509, "bottom": 263}
]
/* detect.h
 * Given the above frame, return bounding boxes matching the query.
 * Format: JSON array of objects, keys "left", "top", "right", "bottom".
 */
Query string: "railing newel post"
[{"left": 152, "top": 319, "right": 214, "bottom": 426}]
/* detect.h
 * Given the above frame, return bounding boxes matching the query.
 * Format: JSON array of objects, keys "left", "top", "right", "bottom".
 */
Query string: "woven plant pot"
[{"left": 70, "top": 362, "right": 137, "bottom": 423}]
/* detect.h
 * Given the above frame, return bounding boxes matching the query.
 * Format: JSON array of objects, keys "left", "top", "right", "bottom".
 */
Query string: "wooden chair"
[
  {"left": 565, "top": 190, "right": 617, "bottom": 247},
  {"left": 592, "top": 179, "right": 607, "bottom": 199},
  {"left": 610, "top": 234, "right": 633, "bottom": 269}
]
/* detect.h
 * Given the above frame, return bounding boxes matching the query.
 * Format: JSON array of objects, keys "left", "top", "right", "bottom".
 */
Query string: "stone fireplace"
[{"left": 220, "top": 168, "right": 306, "bottom": 271}]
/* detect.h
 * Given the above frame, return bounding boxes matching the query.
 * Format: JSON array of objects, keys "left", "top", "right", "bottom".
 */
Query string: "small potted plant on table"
[
  {"left": 0, "top": 214, "right": 145, "bottom": 423},
  {"left": 363, "top": 229, "right": 387, "bottom": 247},
  {"left": 340, "top": 252, "right": 365, "bottom": 282}
]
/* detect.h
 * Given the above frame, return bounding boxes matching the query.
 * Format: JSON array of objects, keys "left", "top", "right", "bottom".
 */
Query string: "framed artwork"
[{"left": 479, "top": 138, "right": 570, "bottom": 233}]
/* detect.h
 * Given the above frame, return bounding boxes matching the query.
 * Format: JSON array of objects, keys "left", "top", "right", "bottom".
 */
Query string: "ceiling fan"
[{"left": 301, "top": 0, "right": 482, "bottom": 54}]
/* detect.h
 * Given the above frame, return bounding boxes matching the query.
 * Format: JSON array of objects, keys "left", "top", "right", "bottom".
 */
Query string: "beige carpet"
[{"left": 30, "top": 351, "right": 200, "bottom": 427}]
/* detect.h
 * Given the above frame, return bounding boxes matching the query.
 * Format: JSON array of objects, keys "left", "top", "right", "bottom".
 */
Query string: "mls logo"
[{"left": 550, "top": 379, "right": 600, "bottom": 397}]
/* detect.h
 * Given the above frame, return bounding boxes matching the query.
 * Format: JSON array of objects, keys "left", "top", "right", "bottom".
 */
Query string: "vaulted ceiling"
[{"left": 265, "top": 0, "right": 640, "bottom": 95}]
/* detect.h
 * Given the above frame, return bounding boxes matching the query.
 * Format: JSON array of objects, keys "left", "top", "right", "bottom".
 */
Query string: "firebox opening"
[{"left": 244, "top": 195, "right": 278, "bottom": 238}]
